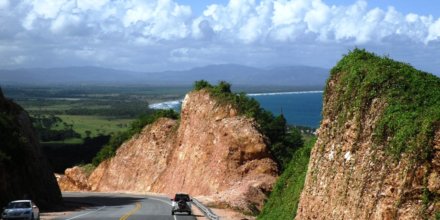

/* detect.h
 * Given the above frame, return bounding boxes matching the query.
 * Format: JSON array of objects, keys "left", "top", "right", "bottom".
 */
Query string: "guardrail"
[{"left": 192, "top": 198, "right": 220, "bottom": 220}]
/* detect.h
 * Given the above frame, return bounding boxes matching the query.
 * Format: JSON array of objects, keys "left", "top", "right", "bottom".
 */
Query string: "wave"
[
  {"left": 247, "top": 90, "right": 323, "bottom": 96},
  {"left": 149, "top": 100, "right": 183, "bottom": 110}
]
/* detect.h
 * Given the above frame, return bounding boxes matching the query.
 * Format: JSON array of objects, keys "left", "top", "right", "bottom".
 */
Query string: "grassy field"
[
  {"left": 0, "top": 85, "right": 189, "bottom": 171},
  {"left": 42, "top": 138, "right": 84, "bottom": 145},
  {"left": 2, "top": 85, "right": 185, "bottom": 139},
  {"left": 57, "top": 115, "right": 132, "bottom": 138}
]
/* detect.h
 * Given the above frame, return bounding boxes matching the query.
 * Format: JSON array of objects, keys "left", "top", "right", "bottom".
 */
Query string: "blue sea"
[{"left": 149, "top": 91, "right": 323, "bottom": 128}]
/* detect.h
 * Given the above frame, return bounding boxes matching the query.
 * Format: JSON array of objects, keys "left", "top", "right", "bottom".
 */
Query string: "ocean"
[
  {"left": 249, "top": 91, "right": 323, "bottom": 128},
  {"left": 149, "top": 91, "right": 323, "bottom": 128}
]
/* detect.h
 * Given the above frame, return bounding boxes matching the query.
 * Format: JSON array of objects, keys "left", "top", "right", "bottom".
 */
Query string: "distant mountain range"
[{"left": 0, "top": 64, "right": 329, "bottom": 87}]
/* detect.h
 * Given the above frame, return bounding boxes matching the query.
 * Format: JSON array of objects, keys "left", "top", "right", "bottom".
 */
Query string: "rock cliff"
[
  {"left": 296, "top": 49, "right": 440, "bottom": 219},
  {"left": 56, "top": 166, "right": 91, "bottom": 191},
  {"left": 0, "top": 89, "right": 62, "bottom": 209},
  {"left": 60, "top": 89, "right": 278, "bottom": 213}
]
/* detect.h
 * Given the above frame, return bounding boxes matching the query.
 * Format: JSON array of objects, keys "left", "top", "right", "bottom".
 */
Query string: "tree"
[
  {"left": 285, "top": 128, "right": 304, "bottom": 148},
  {"left": 194, "top": 80, "right": 212, "bottom": 90},
  {"left": 266, "top": 114, "right": 287, "bottom": 144},
  {"left": 215, "top": 81, "right": 231, "bottom": 93},
  {"left": 85, "top": 130, "right": 92, "bottom": 138}
]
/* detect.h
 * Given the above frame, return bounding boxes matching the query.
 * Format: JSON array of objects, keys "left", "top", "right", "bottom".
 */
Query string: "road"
[{"left": 54, "top": 192, "right": 197, "bottom": 220}]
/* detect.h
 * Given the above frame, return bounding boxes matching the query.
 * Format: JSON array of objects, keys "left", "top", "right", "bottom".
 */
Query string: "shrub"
[
  {"left": 327, "top": 48, "right": 440, "bottom": 161},
  {"left": 76, "top": 163, "right": 96, "bottom": 177},
  {"left": 194, "top": 80, "right": 212, "bottom": 91},
  {"left": 258, "top": 138, "right": 316, "bottom": 220},
  {"left": 0, "top": 108, "right": 27, "bottom": 164}
]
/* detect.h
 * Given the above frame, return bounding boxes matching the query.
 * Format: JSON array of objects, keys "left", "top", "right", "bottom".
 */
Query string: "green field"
[
  {"left": 0, "top": 85, "right": 188, "bottom": 171},
  {"left": 42, "top": 138, "right": 84, "bottom": 145},
  {"left": 2, "top": 85, "right": 189, "bottom": 140},
  {"left": 57, "top": 115, "right": 132, "bottom": 138}
]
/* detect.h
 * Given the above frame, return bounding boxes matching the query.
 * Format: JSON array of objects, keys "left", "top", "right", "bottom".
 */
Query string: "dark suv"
[{"left": 171, "top": 193, "right": 192, "bottom": 215}]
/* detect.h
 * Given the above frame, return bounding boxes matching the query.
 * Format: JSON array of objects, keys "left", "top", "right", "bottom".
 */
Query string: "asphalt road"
[{"left": 55, "top": 192, "right": 197, "bottom": 220}]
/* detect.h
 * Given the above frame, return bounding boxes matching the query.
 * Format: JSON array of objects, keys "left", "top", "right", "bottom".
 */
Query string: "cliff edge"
[
  {"left": 0, "top": 88, "right": 62, "bottom": 209},
  {"left": 296, "top": 49, "right": 440, "bottom": 219},
  {"left": 61, "top": 89, "right": 278, "bottom": 213}
]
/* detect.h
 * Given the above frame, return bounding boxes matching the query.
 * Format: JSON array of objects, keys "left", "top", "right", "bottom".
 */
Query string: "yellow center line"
[{"left": 119, "top": 202, "right": 142, "bottom": 220}]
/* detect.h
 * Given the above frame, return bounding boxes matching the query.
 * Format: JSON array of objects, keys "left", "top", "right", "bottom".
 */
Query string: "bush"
[
  {"left": 130, "top": 109, "right": 179, "bottom": 134},
  {"left": 258, "top": 138, "right": 316, "bottom": 220},
  {"left": 194, "top": 80, "right": 212, "bottom": 91},
  {"left": 0, "top": 110, "right": 27, "bottom": 164},
  {"left": 76, "top": 163, "right": 96, "bottom": 177},
  {"left": 328, "top": 49, "right": 440, "bottom": 161}
]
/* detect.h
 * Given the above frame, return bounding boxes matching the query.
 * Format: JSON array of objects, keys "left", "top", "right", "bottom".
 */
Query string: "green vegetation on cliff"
[
  {"left": 193, "top": 80, "right": 304, "bottom": 170},
  {"left": 259, "top": 49, "right": 440, "bottom": 219},
  {"left": 258, "top": 138, "right": 316, "bottom": 220},
  {"left": 328, "top": 49, "right": 440, "bottom": 217},
  {"left": 328, "top": 49, "right": 440, "bottom": 161},
  {"left": 0, "top": 88, "right": 26, "bottom": 163},
  {"left": 0, "top": 87, "right": 62, "bottom": 208}
]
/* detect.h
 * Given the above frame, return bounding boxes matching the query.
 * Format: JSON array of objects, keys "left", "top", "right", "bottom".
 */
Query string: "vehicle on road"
[
  {"left": 1, "top": 200, "right": 40, "bottom": 220},
  {"left": 171, "top": 193, "right": 192, "bottom": 215}
]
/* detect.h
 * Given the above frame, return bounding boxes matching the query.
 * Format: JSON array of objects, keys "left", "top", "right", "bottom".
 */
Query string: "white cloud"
[
  {"left": 121, "top": 0, "right": 191, "bottom": 40},
  {"left": 238, "top": 0, "right": 273, "bottom": 43},
  {"left": 50, "top": 13, "right": 82, "bottom": 34},
  {"left": 123, "top": 4, "right": 154, "bottom": 27},
  {"left": 272, "top": 0, "right": 308, "bottom": 26},
  {"left": 13, "top": 0, "right": 440, "bottom": 44},
  {"left": 304, "top": 1, "right": 330, "bottom": 34},
  {"left": 195, "top": 0, "right": 440, "bottom": 45},
  {"left": 427, "top": 18, "right": 440, "bottom": 42},
  {"left": 77, "top": 0, "right": 109, "bottom": 11},
  {"left": 28, "top": 0, "right": 68, "bottom": 19},
  {"left": 0, "top": 0, "right": 9, "bottom": 10},
  {"left": 0, "top": 0, "right": 438, "bottom": 73}
]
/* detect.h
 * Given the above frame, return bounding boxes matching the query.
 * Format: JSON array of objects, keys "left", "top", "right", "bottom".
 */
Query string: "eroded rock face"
[
  {"left": 62, "top": 90, "right": 278, "bottom": 213},
  {"left": 57, "top": 166, "right": 91, "bottom": 191},
  {"left": 295, "top": 79, "right": 440, "bottom": 219},
  {"left": 89, "top": 118, "right": 178, "bottom": 193}
]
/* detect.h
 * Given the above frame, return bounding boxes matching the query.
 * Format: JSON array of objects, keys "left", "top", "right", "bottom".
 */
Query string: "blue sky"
[
  {"left": 326, "top": 0, "right": 439, "bottom": 16},
  {"left": 0, "top": 0, "right": 439, "bottom": 75},
  {"left": 183, "top": 0, "right": 440, "bottom": 17}
]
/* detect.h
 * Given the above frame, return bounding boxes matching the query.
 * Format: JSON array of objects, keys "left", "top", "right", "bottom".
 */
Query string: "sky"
[{"left": 0, "top": 0, "right": 439, "bottom": 74}]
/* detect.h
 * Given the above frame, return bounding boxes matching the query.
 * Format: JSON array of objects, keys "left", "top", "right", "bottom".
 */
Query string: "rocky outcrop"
[
  {"left": 0, "top": 89, "right": 62, "bottom": 209},
  {"left": 296, "top": 50, "right": 440, "bottom": 219},
  {"left": 57, "top": 166, "right": 91, "bottom": 191},
  {"left": 89, "top": 118, "right": 178, "bottom": 192},
  {"left": 61, "top": 90, "right": 278, "bottom": 213}
]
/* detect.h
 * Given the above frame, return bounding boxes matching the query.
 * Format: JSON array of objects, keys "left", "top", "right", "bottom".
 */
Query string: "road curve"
[{"left": 55, "top": 192, "right": 196, "bottom": 220}]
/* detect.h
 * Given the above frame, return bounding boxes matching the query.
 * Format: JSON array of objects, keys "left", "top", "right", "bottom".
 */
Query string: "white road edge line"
[{"left": 65, "top": 206, "right": 106, "bottom": 220}]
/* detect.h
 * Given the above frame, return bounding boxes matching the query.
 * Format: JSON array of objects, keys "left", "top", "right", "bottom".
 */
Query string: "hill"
[
  {"left": 0, "top": 65, "right": 328, "bottom": 87},
  {"left": 298, "top": 49, "right": 440, "bottom": 219},
  {"left": 259, "top": 49, "right": 440, "bottom": 219},
  {"left": 58, "top": 87, "right": 280, "bottom": 214},
  {"left": 0, "top": 88, "right": 62, "bottom": 209}
]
